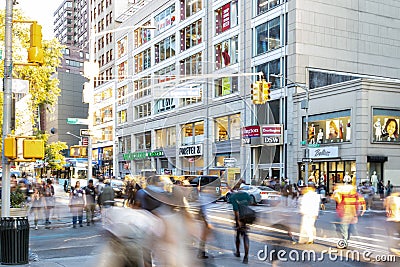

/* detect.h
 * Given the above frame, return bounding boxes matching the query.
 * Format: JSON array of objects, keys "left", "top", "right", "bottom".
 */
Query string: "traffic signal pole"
[{"left": 2, "top": 0, "right": 14, "bottom": 217}]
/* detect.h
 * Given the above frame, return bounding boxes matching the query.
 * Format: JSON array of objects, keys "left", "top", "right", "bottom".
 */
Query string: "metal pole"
[
  {"left": 1, "top": 0, "right": 13, "bottom": 217},
  {"left": 87, "top": 27, "right": 95, "bottom": 181},
  {"left": 305, "top": 91, "right": 310, "bottom": 183}
]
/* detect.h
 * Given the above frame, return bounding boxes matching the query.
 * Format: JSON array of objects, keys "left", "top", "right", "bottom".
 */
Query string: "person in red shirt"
[{"left": 332, "top": 183, "right": 366, "bottom": 248}]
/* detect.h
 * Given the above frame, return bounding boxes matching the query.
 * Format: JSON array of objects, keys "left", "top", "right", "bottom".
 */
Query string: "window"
[
  {"left": 180, "top": 0, "right": 202, "bottom": 20},
  {"left": 135, "top": 102, "right": 151, "bottom": 119},
  {"left": 372, "top": 109, "right": 400, "bottom": 143},
  {"left": 255, "top": 58, "right": 282, "bottom": 89},
  {"left": 155, "top": 5, "right": 176, "bottom": 36},
  {"left": 118, "top": 61, "right": 127, "bottom": 81},
  {"left": 155, "top": 35, "right": 176, "bottom": 64},
  {"left": 257, "top": 0, "right": 281, "bottom": 16},
  {"left": 215, "top": 114, "right": 241, "bottom": 141},
  {"left": 117, "top": 36, "right": 127, "bottom": 58},
  {"left": 214, "top": 76, "right": 238, "bottom": 97},
  {"left": 117, "top": 85, "right": 128, "bottom": 106},
  {"left": 135, "top": 131, "right": 152, "bottom": 150},
  {"left": 118, "top": 109, "right": 127, "bottom": 124},
  {"left": 215, "top": 36, "right": 238, "bottom": 69},
  {"left": 305, "top": 110, "right": 351, "bottom": 144},
  {"left": 134, "top": 76, "right": 151, "bottom": 99},
  {"left": 182, "top": 121, "right": 204, "bottom": 145},
  {"left": 255, "top": 16, "right": 281, "bottom": 56},
  {"left": 134, "top": 48, "right": 151, "bottom": 73},
  {"left": 180, "top": 19, "right": 202, "bottom": 51},
  {"left": 101, "top": 105, "right": 113, "bottom": 123},
  {"left": 156, "top": 127, "right": 176, "bottom": 148},
  {"left": 215, "top": 1, "right": 238, "bottom": 35},
  {"left": 155, "top": 65, "right": 176, "bottom": 84},
  {"left": 134, "top": 21, "right": 152, "bottom": 48},
  {"left": 180, "top": 51, "right": 202, "bottom": 76}
]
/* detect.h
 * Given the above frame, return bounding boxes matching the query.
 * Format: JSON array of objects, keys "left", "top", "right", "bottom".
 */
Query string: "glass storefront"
[{"left": 372, "top": 108, "right": 400, "bottom": 143}]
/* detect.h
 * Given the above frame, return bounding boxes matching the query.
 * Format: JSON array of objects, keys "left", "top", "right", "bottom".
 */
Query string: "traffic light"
[
  {"left": 251, "top": 81, "right": 263, "bottom": 104},
  {"left": 4, "top": 136, "right": 17, "bottom": 159},
  {"left": 28, "top": 22, "right": 44, "bottom": 65},
  {"left": 23, "top": 139, "right": 45, "bottom": 159},
  {"left": 262, "top": 80, "right": 272, "bottom": 102}
]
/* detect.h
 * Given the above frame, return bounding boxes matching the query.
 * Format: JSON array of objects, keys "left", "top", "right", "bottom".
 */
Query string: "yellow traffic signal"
[
  {"left": 262, "top": 80, "right": 272, "bottom": 102},
  {"left": 28, "top": 22, "right": 44, "bottom": 65},
  {"left": 4, "top": 136, "right": 17, "bottom": 159},
  {"left": 251, "top": 81, "right": 263, "bottom": 104},
  {"left": 23, "top": 139, "right": 45, "bottom": 159}
]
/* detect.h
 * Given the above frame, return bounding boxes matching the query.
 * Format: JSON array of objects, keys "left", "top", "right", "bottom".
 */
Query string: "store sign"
[
  {"left": 179, "top": 144, "right": 203, "bottom": 157},
  {"left": 261, "top": 124, "right": 283, "bottom": 145},
  {"left": 224, "top": 158, "right": 237, "bottom": 167},
  {"left": 123, "top": 151, "right": 165, "bottom": 160},
  {"left": 309, "top": 146, "right": 339, "bottom": 159},
  {"left": 222, "top": 3, "right": 231, "bottom": 32},
  {"left": 242, "top": 126, "right": 260, "bottom": 138}
]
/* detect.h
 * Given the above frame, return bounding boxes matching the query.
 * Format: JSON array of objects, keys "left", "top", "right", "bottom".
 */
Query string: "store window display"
[{"left": 372, "top": 108, "right": 400, "bottom": 143}]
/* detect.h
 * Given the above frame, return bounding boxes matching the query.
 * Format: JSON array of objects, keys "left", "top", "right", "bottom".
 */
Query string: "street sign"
[
  {"left": 67, "top": 118, "right": 89, "bottom": 125},
  {"left": 82, "top": 137, "right": 88, "bottom": 146},
  {"left": 80, "top": 129, "right": 91, "bottom": 136},
  {"left": 308, "top": 144, "right": 320, "bottom": 148},
  {"left": 302, "top": 158, "right": 313, "bottom": 163}
]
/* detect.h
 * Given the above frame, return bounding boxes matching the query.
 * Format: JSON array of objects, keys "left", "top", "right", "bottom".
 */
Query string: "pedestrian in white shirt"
[{"left": 298, "top": 186, "right": 320, "bottom": 244}]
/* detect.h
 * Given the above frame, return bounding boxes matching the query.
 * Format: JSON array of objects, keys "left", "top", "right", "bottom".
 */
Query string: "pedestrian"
[
  {"left": 384, "top": 192, "right": 400, "bottom": 256},
  {"left": 99, "top": 179, "right": 115, "bottom": 208},
  {"left": 298, "top": 186, "right": 320, "bottom": 244},
  {"left": 43, "top": 179, "right": 55, "bottom": 227},
  {"left": 360, "top": 181, "right": 374, "bottom": 210},
  {"left": 386, "top": 180, "right": 394, "bottom": 197},
  {"left": 84, "top": 179, "right": 97, "bottom": 226},
  {"left": 378, "top": 179, "right": 385, "bottom": 199},
  {"left": 317, "top": 182, "right": 327, "bottom": 210},
  {"left": 30, "top": 184, "right": 45, "bottom": 230},
  {"left": 230, "top": 191, "right": 252, "bottom": 264},
  {"left": 332, "top": 182, "right": 366, "bottom": 248},
  {"left": 69, "top": 181, "right": 86, "bottom": 228},
  {"left": 63, "top": 179, "right": 68, "bottom": 192}
]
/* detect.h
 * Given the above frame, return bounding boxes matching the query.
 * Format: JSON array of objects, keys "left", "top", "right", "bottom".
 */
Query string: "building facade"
[{"left": 98, "top": 0, "right": 400, "bottom": 186}]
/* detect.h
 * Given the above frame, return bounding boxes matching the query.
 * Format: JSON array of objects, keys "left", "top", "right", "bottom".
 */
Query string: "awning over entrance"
[{"left": 367, "top": 156, "right": 388, "bottom": 163}]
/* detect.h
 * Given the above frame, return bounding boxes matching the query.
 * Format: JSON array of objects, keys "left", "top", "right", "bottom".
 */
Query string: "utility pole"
[{"left": 2, "top": 0, "right": 14, "bottom": 217}]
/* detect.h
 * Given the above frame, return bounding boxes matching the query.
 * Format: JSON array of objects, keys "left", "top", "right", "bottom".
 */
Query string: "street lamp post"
[
  {"left": 271, "top": 74, "right": 310, "bottom": 182},
  {"left": 66, "top": 131, "right": 82, "bottom": 145}
]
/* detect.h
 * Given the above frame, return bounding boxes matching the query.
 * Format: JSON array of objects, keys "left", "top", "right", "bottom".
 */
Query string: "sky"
[{"left": 1, "top": 0, "right": 63, "bottom": 39}]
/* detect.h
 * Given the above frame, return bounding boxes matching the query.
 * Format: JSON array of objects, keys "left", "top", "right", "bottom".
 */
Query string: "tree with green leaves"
[{"left": 0, "top": 9, "right": 66, "bottom": 169}]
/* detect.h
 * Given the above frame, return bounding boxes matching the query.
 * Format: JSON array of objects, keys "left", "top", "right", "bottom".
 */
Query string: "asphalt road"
[{"left": 24, "top": 187, "right": 399, "bottom": 267}]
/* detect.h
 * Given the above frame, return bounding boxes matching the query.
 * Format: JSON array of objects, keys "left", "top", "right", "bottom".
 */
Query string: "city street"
[{"left": 22, "top": 184, "right": 399, "bottom": 267}]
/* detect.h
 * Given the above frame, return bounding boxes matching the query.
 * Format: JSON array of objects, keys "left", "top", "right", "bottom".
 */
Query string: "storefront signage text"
[
  {"left": 242, "top": 126, "right": 260, "bottom": 138},
  {"left": 309, "top": 146, "right": 339, "bottom": 159},
  {"left": 179, "top": 144, "right": 203, "bottom": 157},
  {"left": 123, "top": 151, "right": 164, "bottom": 160}
]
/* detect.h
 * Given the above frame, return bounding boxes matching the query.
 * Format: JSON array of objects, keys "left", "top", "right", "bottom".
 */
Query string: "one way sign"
[{"left": 80, "top": 129, "right": 91, "bottom": 136}]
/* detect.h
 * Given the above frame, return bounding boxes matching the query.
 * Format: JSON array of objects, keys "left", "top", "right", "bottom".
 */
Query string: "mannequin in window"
[
  {"left": 317, "top": 128, "right": 324, "bottom": 144},
  {"left": 370, "top": 171, "right": 378, "bottom": 193},
  {"left": 308, "top": 124, "right": 316, "bottom": 144},
  {"left": 221, "top": 43, "right": 230, "bottom": 66},
  {"left": 339, "top": 120, "right": 344, "bottom": 141},
  {"left": 346, "top": 120, "right": 351, "bottom": 141},
  {"left": 374, "top": 118, "right": 382, "bottom": 141},
  {"left": 343, "top": 172, "right": 352, "bottom": 184}
]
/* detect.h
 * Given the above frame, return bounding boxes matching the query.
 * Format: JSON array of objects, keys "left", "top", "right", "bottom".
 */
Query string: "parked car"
[
  {"left": 226, "top": 184, "right": 262, "bottom": 205},
  {"left": 257, "top": 186, "right": 281, "bottom": 206}
]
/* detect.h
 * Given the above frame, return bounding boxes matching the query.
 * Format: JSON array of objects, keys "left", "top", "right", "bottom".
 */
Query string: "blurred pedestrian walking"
[
  {"left": 69, "top": 181, "right": 86, "bottom": 228},
  {"left": 43, "top": 179, "right": 55, "bottom": 228},
  {"left": 384, "top": 191, "right": 400, "bottom": 255},
  {"left": 84, "top": 179, "right": 97, "bottom": 225},
  {"left": 30, "top": 185, "right": 45, "bottom": 230},
  {"left": 332, "top": 182, "right": 366, "bottom": 248},
  {"left": 298, "top": 186, "right": 320, "bottom": 244}
]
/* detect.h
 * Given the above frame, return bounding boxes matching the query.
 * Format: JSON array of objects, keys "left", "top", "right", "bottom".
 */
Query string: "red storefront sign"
[
  {"left": 242, "top": 125, "right": 261, "bottom": 138},
  {"left": 222, "top": 3, "right": 231, "bottom": 32},
  {"left": 261, "top": 125, "right": 282, "bottom": 136}
]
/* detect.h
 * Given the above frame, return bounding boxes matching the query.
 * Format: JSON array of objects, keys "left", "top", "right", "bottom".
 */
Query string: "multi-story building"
[{"left": 109, "top": 0, "right": 400, "bottom": 188}]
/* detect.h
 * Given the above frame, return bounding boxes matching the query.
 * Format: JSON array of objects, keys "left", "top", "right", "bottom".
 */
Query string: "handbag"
[{"left": 237, "top": 202, "right": 256, "bottom": 224}]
